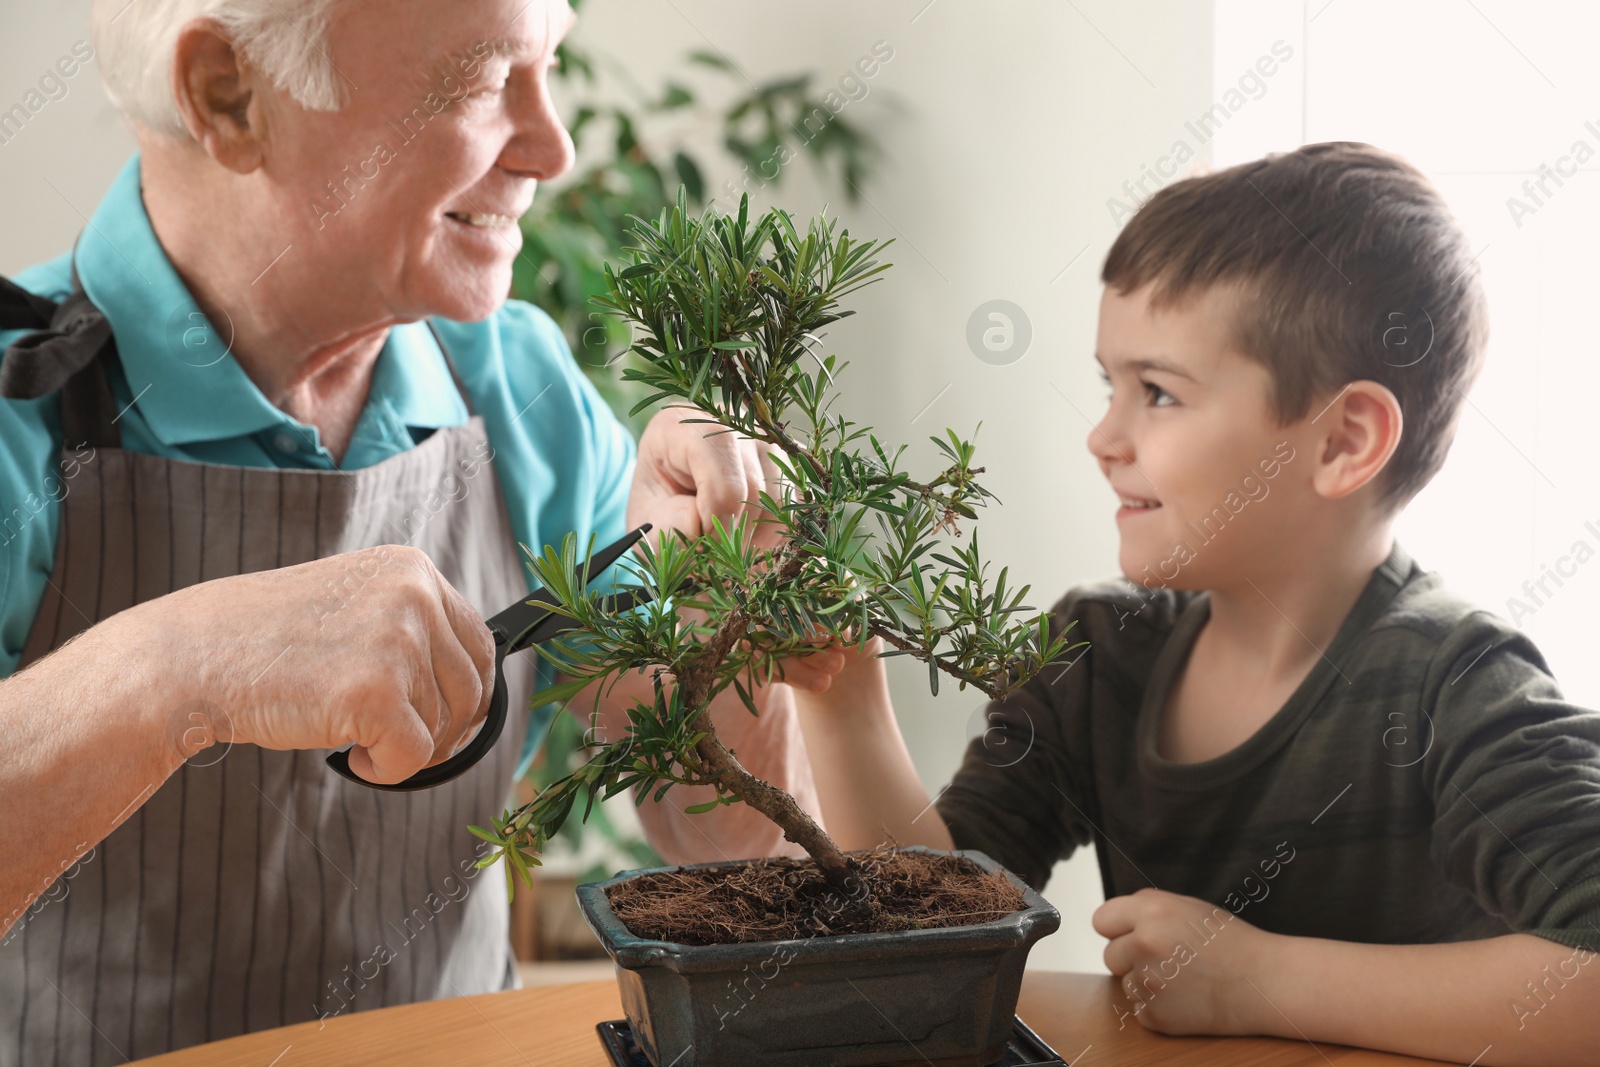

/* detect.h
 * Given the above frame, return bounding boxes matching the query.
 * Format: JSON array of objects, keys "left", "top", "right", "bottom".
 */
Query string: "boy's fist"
[{"left": 1093, "top": 887, "right": 1275, "bottom": 1036}]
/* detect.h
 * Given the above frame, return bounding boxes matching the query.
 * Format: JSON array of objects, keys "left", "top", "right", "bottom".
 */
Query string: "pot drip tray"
[{"left": 596, "top": 1017, "right": 1069, "bottom": 1067}]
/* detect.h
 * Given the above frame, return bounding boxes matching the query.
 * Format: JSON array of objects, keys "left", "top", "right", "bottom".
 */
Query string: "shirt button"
[{"left": 272, "top": 431, "right": 302, "bottom": 454}]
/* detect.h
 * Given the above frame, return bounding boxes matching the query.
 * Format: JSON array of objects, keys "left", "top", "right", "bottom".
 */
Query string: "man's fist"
[{"left": 122, "top": 544, "right": 497, "bottom": 785}]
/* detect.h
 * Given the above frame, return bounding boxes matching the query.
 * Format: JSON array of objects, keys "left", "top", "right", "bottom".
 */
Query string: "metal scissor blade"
[
  {"left": 517, "top": 586, "right": 658, "bottom": 647},
  {"left": 487, "top": 523, "right": 654, "bottom": 654}
]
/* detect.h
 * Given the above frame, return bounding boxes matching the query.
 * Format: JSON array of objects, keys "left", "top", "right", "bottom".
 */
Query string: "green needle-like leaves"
[{"left": 482, "top": 192, "right": 1084, "bottom": 891}]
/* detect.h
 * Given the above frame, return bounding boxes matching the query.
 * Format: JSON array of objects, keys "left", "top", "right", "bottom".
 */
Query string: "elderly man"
[{"left": 0, "top": 1, "right": 830, "bottom": 1063}]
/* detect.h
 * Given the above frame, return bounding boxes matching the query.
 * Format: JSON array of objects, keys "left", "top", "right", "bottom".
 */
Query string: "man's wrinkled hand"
[
  {"left": 627, "top": 405, "right": 788, "bottom": 554},
  {"left": 129, "top": 545, "right": 496, "bottom": 786}
]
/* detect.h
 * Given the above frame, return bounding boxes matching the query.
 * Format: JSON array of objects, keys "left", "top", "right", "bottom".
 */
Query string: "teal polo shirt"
[{"left": 0, "top": 155, "right": 637, "bottom": 772}]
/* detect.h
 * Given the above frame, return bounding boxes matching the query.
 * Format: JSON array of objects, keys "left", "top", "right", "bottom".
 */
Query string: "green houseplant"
[{"left": 476, "top": 192, "right": 1076, "bottom": 1066}]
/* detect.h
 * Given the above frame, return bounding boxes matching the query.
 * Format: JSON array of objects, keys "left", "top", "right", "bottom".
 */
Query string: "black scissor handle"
[
  {"left": 323, "top": 636, "right": 514, "bottom": 792},
  {"left": 324, "top": 524, "right": 654, "bottom": 792}
]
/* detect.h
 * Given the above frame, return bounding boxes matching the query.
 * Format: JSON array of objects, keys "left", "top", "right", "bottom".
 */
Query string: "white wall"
[
  {"left": 1208, "top": 0, "right": 1600, "bottom": 713},
  {"left": 0, "top": 0, "right": 136, "bottom": 274},
  {"left": 0, "top": 0, "right": 1225, "bottom": 975}
]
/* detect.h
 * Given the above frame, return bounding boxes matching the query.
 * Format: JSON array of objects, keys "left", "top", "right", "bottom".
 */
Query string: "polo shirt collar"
[
  {"left": 373, "top": 318, "right": 470, "bottom": 431},
  {"left": 73, "top": 154, "right": 466, "bottom": 448}
]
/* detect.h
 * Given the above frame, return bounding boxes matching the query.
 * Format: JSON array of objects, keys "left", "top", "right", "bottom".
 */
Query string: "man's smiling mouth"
[{"left": 445, "top": 211, "right": 517, "bottom": 230}]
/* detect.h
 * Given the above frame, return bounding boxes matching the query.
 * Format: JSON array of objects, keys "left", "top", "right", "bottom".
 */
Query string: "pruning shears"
[{"left": 325, "top": 524, "right": 656, "bottom": 791}]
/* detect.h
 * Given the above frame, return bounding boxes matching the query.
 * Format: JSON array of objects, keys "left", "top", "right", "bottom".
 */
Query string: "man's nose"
[{"left": 502, "top": 71, "right": 575, "bottom": 181}]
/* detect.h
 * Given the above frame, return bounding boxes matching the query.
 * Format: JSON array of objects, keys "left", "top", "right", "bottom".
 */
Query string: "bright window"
[{"left": 1213, "top": 0, "right": 1600, "bottom": 706}]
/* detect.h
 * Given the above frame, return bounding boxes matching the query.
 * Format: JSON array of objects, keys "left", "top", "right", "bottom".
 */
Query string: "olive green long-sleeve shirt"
[{"left": 937, "top": 539, "right": 1600, "bottom": 952}]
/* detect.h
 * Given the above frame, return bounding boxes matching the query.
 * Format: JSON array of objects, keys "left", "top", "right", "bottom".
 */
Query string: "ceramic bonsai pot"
[{"left": 576, "top": 847, "right": 1060, "bottom": 1067}]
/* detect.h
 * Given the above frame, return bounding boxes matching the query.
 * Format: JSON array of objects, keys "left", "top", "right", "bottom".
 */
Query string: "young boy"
[{"left": 793, "top": 142, "right": 1600, "bottom": 1065}]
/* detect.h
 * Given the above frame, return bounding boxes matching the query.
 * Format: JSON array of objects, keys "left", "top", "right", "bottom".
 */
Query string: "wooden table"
[{"left": 131, "top": 971, "right": 1446, "bottom": 1066}]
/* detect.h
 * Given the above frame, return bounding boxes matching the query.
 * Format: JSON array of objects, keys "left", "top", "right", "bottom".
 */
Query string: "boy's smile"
[{"left": 1089, "top": 282, "right": 1301, "bottom": 591}]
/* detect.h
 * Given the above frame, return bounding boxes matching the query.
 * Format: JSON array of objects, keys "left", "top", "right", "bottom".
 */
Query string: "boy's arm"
[
  {"left": 794, "top": 582, "right": 1098, "bottom": 880},
  {"left": 1260, "top": 929, "right": 1600, "bottom": 1065},
  {"left": 1422, "top": 615, "right": 1600, "bottom": 954},
  {"left": 792, "top": 636, "right": 955, "bottom": 852},
  {"left": 1095, "top": 888, "right": 1598, "bottom": 1066}
]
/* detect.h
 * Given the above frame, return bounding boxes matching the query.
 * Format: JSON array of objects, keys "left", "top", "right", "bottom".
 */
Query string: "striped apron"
[{"left": 0, "top": 291, "right": 540, "bottom": 1066}]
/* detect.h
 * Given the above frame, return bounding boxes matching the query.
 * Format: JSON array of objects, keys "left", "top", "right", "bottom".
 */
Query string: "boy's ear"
[
  {"left": 1309, "top": 381, "right": 1403, "bottom": 503},
  {"left": 170, "top": 19, "right": 269, "bottom": 173}
]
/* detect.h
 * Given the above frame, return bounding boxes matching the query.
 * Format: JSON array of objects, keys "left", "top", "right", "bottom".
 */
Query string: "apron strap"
[
  {"left": 0, "top": 263, "right": 114, "bottom": 400},
  {"left": 0, "top": 273, "right": 66, "bottom": 332},
  {"left": 0, "top": 263, "right": 124, "bottom": 449},
  {"left": 57, "top": 337, "right": 123, "bottom": 450}
]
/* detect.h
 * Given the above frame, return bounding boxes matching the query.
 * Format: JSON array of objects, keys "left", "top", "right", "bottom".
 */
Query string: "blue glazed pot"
[{"left": 576, "top": 847, "right": 1060, "bottom": 1067}]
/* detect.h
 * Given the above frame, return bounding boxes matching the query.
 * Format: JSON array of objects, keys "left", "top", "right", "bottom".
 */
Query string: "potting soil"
[{"left": 605, "top": 848, "right": 1027, "bottom": 945}]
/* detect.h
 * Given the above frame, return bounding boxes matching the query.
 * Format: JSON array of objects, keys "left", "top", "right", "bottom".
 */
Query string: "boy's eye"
[{"left": 1099, "top": 369, "right": 1176, "bottom": 407}]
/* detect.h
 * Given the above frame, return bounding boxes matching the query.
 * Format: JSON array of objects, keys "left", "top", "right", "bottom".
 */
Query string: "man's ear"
[
  {"left": 1309, "top": 381, "right": 1403, "bottom": 502},
  {"left": 170, "top": 20, "right": 267, "bottom": 172}
]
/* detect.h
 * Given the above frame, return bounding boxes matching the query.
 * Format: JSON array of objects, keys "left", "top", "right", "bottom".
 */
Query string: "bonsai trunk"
[
  {"left": 675, "top": 551, "right": 866, "bottom": 905},
  {"left": 689, "top": 722, "right": 861, "bottom": 899}
]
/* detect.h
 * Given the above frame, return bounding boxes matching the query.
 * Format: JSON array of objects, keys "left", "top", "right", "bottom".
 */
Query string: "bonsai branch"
[
  {"left": 866, "top": 623, "right": 1011, "bottom": 701},
  {"left": 485, "top": 196, "right": 1081, "bottom": 914}
]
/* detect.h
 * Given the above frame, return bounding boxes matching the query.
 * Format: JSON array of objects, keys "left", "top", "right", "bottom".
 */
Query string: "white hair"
[{"left": 90, "top": 0, "right": 348, "bottom": 137}]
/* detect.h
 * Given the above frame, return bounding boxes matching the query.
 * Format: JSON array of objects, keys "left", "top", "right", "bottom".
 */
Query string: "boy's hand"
[
  {"left": 1094, "top": 887, "right": 1273, "bottom": 1036},
  {"left": 755, "top": 639, "right": 848, "bottom": 694},
  {"left": 743, "top": 629, "right": 882, "bottom": 698},
  {"left": 789, "top": 631, "right": 949, "bottom": 853},
  {"left": 788, "top": 632, "right": 888, "bottom": 704}
]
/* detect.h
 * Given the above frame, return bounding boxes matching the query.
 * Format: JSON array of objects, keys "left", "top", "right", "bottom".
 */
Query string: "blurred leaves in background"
[{"left": 512, "top": 0, "right": 885, "bottom": 434}]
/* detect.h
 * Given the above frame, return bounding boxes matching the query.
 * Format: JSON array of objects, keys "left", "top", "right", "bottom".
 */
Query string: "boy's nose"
[{"left": 1086, "top": 410, "right": 1129, "bottom": 476}]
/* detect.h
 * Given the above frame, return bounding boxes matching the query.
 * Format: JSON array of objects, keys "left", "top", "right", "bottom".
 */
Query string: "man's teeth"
[
  {"left": 1119, "top": 497, "right": 1160, "bottom": 508},
  {"left": 448, "top": 212, "right": 516, "bottom": 229}
]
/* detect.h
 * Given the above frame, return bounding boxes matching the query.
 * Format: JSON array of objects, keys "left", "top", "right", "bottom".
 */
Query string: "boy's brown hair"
[{"left": 1101, "top": 141, "right": 1490, "bottom": 514}]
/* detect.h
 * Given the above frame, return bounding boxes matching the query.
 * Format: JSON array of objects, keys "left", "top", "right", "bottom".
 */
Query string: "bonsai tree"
[{"left": 472, "top": 192, "right": 1078, "bottom": 904}]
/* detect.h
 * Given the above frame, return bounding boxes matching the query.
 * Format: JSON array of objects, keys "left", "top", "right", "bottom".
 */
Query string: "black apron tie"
[
  {"left": 0, "top": 266, "right": 123, "bottom": 449},
  {"left": 0, "top": 270, "right": 114, "bottom": 401}
]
